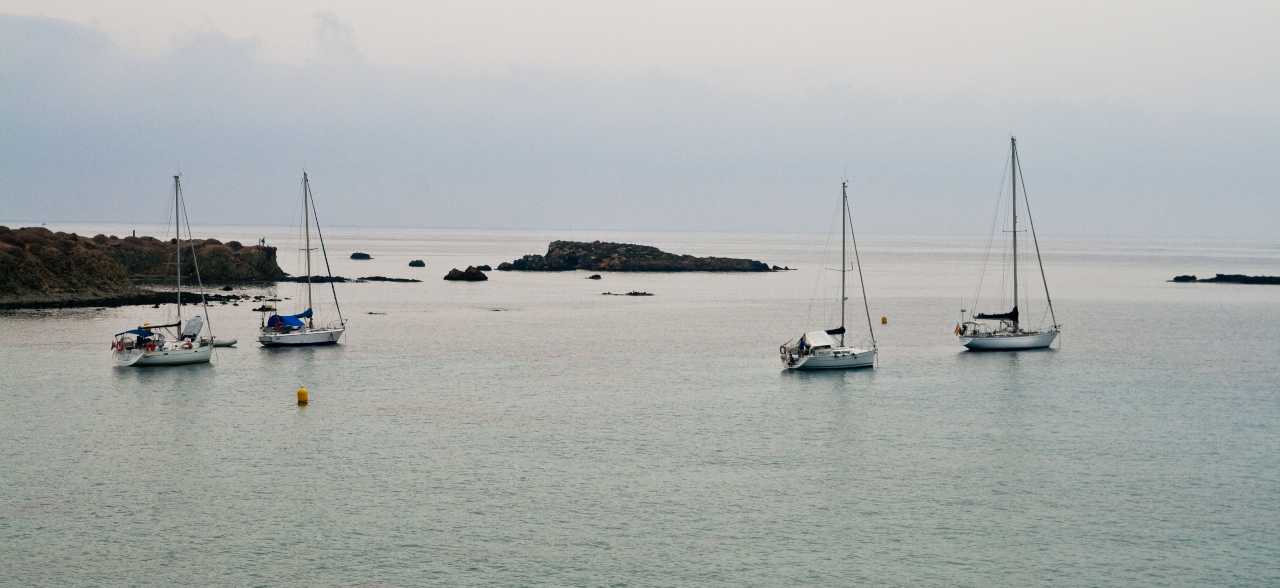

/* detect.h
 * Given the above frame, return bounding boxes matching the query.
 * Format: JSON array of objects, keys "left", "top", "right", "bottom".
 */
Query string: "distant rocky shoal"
[
  {"left": 278, "top": 275, "right": 423, "bottom": 283},
  {"left": 497, "top": 240, "right": 774, "bottom": 272},
  {"left": 1170, "top": 274, "right": 1280, "bottom": 285}
]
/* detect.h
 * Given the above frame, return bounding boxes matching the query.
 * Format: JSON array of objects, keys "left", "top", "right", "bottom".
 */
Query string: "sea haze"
[{"left": 1, "top": 225, "right": 1278, "bottom": 585}]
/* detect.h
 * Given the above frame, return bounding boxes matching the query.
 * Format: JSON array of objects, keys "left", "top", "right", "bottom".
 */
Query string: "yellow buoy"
[
  {"left": 880, "top": 316, "right": 888, "bottom": 325},
  {"left": 297, "top": 386, "right": 309, "bottom": 406}
]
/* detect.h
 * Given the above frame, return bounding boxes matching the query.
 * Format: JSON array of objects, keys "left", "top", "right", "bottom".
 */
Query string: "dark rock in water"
[
  {"left": 278, "top": 275, "right": 352, "bottom": 283},
  {"left": 602, "top": 291, "right": 654, "bottom": 296},
  {"left": 409, "top": 259, "right": 426, "bottom": 267},
  {"left": 221, "top": 285, "right": 234, "bottom": 291},
  {"left": 350, "top": 252, "right": 372, "bottom": 260},
  {"left": 1174, "top": 273, "right": 1280, "bottom": 285},
  {"left": 367, "top": 311, "right": 387, "bottom": 315},
  {"left": 498, "top": 240, "right": 774, "bottom": 272},
  {"left": 587, "top": 274, "right": 602, "bottom": 280},
  {"left": 771, "top": 265, "right": 796, "bottom": 271},
  {"left": 251, "top": 305, "right": 275, "bottom": 312},
  {"left": 444, "top": 266, "right": 489, "bottom": 281},
  {"left": 358, "top": 276, "right": 423, "bottom": 283},
  {"left": 475, "top": 264, "right": 492, "bottom": 272}
]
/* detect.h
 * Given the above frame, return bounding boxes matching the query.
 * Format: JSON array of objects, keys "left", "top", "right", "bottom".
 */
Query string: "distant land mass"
[
  {"left": 1171, "top": 273, "right": 1280, "bottom": 285},
  {"left": 0, "top": 226, "right": 285, "bottom": 308},
  {"left": 497, "top": 240, "right": 774, "bottom": 272}
]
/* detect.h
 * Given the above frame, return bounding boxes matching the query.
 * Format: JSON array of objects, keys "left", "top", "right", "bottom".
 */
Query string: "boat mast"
[
  {"left": 1010, "top": 136, "right": 1018, "bottom": 332},
  {"left": 303, "top": 172, "right": 313, "bottom": 328},
  {"left": 840, "top": 180, "right": 847, "bottom": 346},
  {"left": 174, "top": 175, "right": 182, "bottom": 323}
]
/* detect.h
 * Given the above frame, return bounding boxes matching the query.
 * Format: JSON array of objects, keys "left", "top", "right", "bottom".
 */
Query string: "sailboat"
[
  {"left": 111, "top": 175, "right": 215, "bottom": 367},
  {"left": 258, "top": 172, "right": 346, "bottom": 346},
  {"left": 957, "top": 137, "right": 1060, "bottom": 350},
  {"left": 780, "top": 180, "right": 878, "bottom": 370}
]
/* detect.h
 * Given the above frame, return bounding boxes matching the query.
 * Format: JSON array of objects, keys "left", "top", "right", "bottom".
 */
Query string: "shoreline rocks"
[
  {"left": 497, "top": 240, "right": 774, "bottom": 272},
  {"left": 350, "top": 252, "right": 372, "bottom": 260},
  {"left": 409, "top": 259, "right": 426, "bottom": 267},
  {"left": 0, "top": 226, "right": 286, "bottom": 308}
]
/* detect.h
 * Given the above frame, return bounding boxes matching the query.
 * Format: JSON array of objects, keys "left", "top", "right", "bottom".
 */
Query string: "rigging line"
[
  {"left": 972, "top": 153, "right": 1011, "bottom": 314},
  {"left": 807, "top": 192, "right": 841, "bottom": 326},
  {"left": 306, "top": 177, "right": 345, "bottom": 325},
  {"left": 179, "top": 179, "right": 215, "bottom": 346},
  {"left": 844, "top": 188, "right": 876, "bottom": 350},
  {"left": 1015, "top": 150, "right": 1058, "bottom": 329}
]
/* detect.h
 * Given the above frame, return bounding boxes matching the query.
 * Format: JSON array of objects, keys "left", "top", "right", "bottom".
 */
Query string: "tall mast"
[
  {"left": 1010, "top": 136, "right": 1019, "bottom": 331},
  {"left": 174, "top": 175, "right": 182, "bottom": 322},
  {"left": 303, "top": 171, "right": 313, "bottom": 327},
  {"left": 840, "top": 180, "right": 847, "bottom": 346}
]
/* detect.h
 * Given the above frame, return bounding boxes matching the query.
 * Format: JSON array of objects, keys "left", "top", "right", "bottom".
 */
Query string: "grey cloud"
[{"left": 0, "top": 14, "right": 1277, "bottom": 238}]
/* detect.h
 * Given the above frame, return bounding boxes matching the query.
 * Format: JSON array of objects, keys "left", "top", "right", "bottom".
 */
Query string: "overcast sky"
[{"left": 2, "top": 1, "right": 1277, "bottom": 237}]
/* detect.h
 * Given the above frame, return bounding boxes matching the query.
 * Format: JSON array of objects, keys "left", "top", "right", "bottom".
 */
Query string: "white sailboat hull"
[
  {"left": 960, "top": 330, "right": 1057, "bottom": 350},
  {"left": 114, "top": 343, "right": 212, "bottom": 367},
  {"left": 785, "top": 347, "right": 876, "bottom": 370},
  {"left": 258, "top": 326, "right": 345, "bottom": 347}
]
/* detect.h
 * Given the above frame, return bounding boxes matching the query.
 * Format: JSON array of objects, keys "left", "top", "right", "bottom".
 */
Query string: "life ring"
[{"left": 146, "top": 342, "right": 157, "bottom": 352}]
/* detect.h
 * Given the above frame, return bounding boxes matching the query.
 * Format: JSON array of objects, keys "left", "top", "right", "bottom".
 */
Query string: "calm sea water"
[{"left": 2, "top": 224, "right": 1278, "bottom": 585}]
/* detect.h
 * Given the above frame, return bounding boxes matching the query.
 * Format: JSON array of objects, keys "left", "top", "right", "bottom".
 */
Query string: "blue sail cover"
[{"left": 266, "top": 308, "right": 312, "bottom": 329}]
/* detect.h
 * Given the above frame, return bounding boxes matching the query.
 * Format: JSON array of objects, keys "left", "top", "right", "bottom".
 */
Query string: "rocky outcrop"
[
  {"left": 350, "top": 252, "right": 372, "bottom": 260},
  {"left": 1171, "top": 273, "right": 1280, "bottom": 285},
  {"left": 0, "top": 226, "right": 286, "bottom": 307},
  {"left": 497, "top": 240, "right": 773, "bottom": 272},
  {"left": 359, "top": 276, "right": 422, "bottom": 283},
  {"left": 278, "top": 275, "right": 422, "bottom": 283},
  {"left": 444, "top": 266, "right": 489, "bottom": 281},
  {"left": 409, "top": 259, "right": 426, "bottom": 267}
]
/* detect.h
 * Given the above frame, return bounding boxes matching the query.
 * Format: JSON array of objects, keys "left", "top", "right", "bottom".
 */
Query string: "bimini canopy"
[
  {"left": 976, "top": 306, "right": 1018, "bottom": 322},
  {"left": 266, "top": 308, "right": 312, "bottom": 329},
  {"left": 115, "top": 328, "right": 154, "bottom": 337},
  {"left": 801, "top": 330, "right": 838, "bottom": 350}
]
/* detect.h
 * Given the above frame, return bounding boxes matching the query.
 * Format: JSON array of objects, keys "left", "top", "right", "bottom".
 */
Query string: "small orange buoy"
[
  {"left": 297, "top": 386, "right": 309, "bottom": 406},
  {"left": 880, "top": 316, "right": 888, "bottom": 325}
]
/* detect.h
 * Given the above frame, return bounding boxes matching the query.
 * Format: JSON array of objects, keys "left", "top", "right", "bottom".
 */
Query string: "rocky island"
[
  {"left": 497, "top": 240, "right": 774, "bottom": 272},
  {"left": 0, "top": 226, "right": 285, "bottom": 309},
  {"left": 1170, "top": 273, "right": 1280, "bottom": 285}
]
